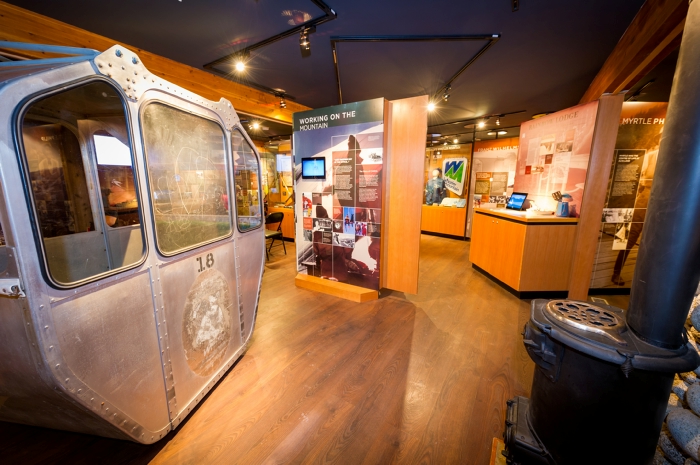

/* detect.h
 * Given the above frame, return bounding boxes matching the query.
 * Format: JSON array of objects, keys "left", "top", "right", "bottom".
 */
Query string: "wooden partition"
[
  {"left": 381, "top": 95, "right": 429, "bottom": 294},
  {"left": 0, "top": 1, "right": 309, "bottom": 123},
  {"left": 567, "top": 94, "right": 625, "bottom": 300}
]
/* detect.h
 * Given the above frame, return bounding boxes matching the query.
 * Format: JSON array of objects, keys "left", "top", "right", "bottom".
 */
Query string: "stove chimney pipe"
[{"left": 626, "top": 0, "right": 700, "bottom": 349}]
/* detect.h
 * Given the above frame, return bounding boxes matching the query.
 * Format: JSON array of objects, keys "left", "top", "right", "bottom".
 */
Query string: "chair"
[{"left": 264, "top": 212, "right": 286, "bottom": 260}]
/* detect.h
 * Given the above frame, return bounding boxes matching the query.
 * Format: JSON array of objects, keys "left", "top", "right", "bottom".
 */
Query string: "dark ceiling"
[{"left": 7, "top": 0, "right": 649, "bottom": 142}]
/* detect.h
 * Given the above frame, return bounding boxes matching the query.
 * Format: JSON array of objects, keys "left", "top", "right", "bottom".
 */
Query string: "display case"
[
  {"left": 258, "top": 142, "right": 295, "bottom": 240},
  {"left": 421, "top": 144, "right": 471, "bottom": 237}
]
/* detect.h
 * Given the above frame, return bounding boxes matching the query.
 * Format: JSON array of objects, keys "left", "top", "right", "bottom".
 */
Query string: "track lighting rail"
[{"left": 330, "top": 34, "right": 500, "bottom": 104}]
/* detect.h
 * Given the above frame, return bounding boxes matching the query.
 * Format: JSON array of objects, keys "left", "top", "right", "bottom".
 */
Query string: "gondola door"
[
  {"left": 140, "top": 98, "right": 244, "bottom": 427},
  {"left": 231, "top": 129, "right": 265, "bottom": 344}
]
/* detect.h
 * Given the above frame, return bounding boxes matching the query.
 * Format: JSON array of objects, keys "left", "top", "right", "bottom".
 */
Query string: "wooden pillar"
[
  {"left": 381, "top": 95, "right": 429, "bottom": 294},
  {"left": 567, "top": 93, "right": 624, "bottom": 300}
]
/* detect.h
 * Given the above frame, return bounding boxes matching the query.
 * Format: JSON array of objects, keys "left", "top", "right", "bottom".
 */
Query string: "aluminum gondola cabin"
[{"left": 0, "top": 42, "right": 265, "bottom": 443}]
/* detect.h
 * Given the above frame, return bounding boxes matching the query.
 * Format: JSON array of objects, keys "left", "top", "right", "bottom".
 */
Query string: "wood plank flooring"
[{"left": 0, "top": 235, "right": 536, "bottom": 465}]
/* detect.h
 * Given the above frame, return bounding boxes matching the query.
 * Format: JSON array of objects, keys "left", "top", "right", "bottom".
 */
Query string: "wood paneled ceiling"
[{"left": 5, "top": 0, "right": 647, "bottom": 141}]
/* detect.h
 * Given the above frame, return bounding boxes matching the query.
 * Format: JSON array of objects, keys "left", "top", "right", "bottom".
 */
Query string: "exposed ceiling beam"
[
  {"left": 0, "top": 1, "right": 310, "bottom": 124},
  {"left": 580, "top": 0, "right": 688, "bottom": 104}
]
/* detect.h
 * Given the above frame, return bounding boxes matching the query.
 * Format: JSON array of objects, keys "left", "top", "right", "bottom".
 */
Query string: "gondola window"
[
  {"left": 232, "top": 129, "right": 262, "bottom": 231},
  {"left": 142, "top": 103, "right": 232, "bottom": 254},
  {"left": 20, "top": 81, "right": 145, "bottom": 286}
]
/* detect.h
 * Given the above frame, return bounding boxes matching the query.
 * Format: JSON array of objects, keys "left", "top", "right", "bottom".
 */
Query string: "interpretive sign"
[
  {"left": 514, "top": 101, "right": 599, "bottom": 216},
  {"left": 293, "top": 98, "right": 384, "bottom": 290},
  {"left": 590, "top": 102, "right": 667, "bottom": 290}
]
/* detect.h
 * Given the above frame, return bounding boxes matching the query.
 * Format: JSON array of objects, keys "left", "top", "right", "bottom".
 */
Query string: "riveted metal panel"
[
  {"left": 50, "top": 270, "right": 169, "bottom": 433},
  {"left": 159, "top": 242, "right": 241, "bottom": 419},
  {"left": 234, "top": 235, "right": 265, "bottom": 343}
]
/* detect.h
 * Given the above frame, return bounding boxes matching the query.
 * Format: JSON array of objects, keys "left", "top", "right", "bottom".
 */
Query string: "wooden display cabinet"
[
  {"left": 420, "top": 205, "right": 467, "bottom": 237},
  {"left": 470, "top": 208, "right": 578, "bottom": 295}
]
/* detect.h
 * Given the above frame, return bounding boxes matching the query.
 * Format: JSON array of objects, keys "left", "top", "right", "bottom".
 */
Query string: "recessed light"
[
  {"left": 235, "top": 61, "right": 245, "bottom": 72},
  {"left": 478, "top": 121, "right": 486, "bottom": 128},
  {"left": 453, "top": 138, "right": 458, "bottom": 144},
  {"left": 487, "top": 131, "right": 496, "bottom": 136},
  {"left": 427, "top": 102, "right": 436, "bottom": 111},
  {"left": 498, "top": 130, "right": 507, "bottom": 135}
]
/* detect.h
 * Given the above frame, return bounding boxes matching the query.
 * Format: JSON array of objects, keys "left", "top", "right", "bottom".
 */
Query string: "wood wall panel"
[
  {"left": 0, "top": 1, "right": 309, "bottom": 123},
  {"left": 580, "top": 0, "right": 688, "bottom": 104},
  {"left": 382, "top": 95, "right": 428, "bottom": 294},
  {"left": 567, "top": 94, "right": 624, "bottom": 300}
]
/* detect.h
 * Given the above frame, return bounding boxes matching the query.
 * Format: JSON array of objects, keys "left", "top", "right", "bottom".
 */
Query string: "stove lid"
[
  {"left": 528, "top": 299, "right": 699, "bottom": 373},
  {"left": 544, "top": 300, "right": 625, "bottom": 344}
]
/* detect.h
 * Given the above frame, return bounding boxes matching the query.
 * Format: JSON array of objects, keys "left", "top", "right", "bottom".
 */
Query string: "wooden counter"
[
  {"left": 267, "top": 206, "right": 295, "bottom": 240},
  {"left": 421, "top": 204, "right": 467, "bottom": 237},
  {"left": 470, "top": 208, "right": 578, "bottom": 295}
]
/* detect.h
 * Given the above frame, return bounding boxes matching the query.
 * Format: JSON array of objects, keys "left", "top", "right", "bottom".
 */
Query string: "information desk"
[
  {"left": 470, "top": 208, "right": 578, "bottom": 295},
  {"left": 421, "top": 204, "right": 467, "bottom": 237},
  {"left": 267, "top": 206, "right": 295, "bottom": 240}
]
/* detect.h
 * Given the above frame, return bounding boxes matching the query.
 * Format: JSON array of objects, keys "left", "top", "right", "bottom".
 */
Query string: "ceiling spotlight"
[
  {"left": 300, "top": 29, "right": 310, "bottom": 51},
  {"left": 235, "top": 61, "right": 245, "bottom": 72},
  {"left": 498, "top": 130, "right": 507, "bottom": 135},
  {"left": 443, "top": 141, "right": 448, "bottom": 146},
  {"left": 478, "top": 120, "right": 486, "bottom": 128},
  {"left": 442, "top": 85, "right": 451, "bottom": 101},
  {"left": 427, "top": 102, "right": 436, "bottom": 111},
  {"left": 251, "top": 122, "right": 260, "bottom": 130},
  {"left": 280, "top": 97, "right": 287, "bottom": 109},
  {"left": 496, "top": 117, "right": 501, "bottom": 126},
  {"left": 453, "top": 138, "right": 458, "bottom": 144}
]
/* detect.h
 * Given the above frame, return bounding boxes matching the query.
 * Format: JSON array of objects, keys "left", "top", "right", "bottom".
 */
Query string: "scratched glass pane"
[
  {"left": 232, "top": 130, "right": 262, "bottom": 231},
  {"left": 142, "top": 103, "right": 232, "bottom": 254},
  {"left": 20, "top": 81, "right": 145, "bottom": 285}
]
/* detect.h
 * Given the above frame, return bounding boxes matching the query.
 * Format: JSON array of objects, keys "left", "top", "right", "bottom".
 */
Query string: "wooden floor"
[{"left": 0, "top": 235, "right": 537, "bottom": 465}]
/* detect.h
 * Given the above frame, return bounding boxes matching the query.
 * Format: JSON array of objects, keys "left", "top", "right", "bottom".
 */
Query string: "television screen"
[
  {"left": 506, "top": 192, "right": 528, "bottom": 211},
  {"left": 301, "top": 157, "right": 326, "bottom": 179}
]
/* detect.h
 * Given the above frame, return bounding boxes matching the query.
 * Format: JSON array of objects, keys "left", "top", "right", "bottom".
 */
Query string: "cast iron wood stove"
[{"left": 503, "top": 1, "right": 700, "bottom": 463}]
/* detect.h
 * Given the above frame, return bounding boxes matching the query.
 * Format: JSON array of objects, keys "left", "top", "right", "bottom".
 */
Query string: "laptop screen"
[{"left": 506, "top": 193, "right": 528, "bottom": 211}]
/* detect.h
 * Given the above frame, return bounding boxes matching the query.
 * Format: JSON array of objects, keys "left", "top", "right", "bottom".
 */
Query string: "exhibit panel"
[
  {"left": 513, "top": 102, "right": 599, "bottom": 216},
  {"left": 589, "top": 102, "right": 667, "bottom": 290},
  {"left": 467, "top": 137, "right": 519, "bottom": 237},
  {"left": 293, "top": 98, "right": 385, "bottom": 291}
]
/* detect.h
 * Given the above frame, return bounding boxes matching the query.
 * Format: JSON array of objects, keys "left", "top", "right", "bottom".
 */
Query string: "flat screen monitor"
[
  {"left": 301, "top": 157, "right": 326, "bottom": 180},
  {"left": 506, "top": 192, "right": 528, "bottom": 211}
]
